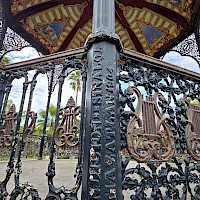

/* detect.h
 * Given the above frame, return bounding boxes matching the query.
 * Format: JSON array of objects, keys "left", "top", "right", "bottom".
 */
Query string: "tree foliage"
[
  {"left": 35, "top": 104, "right": 57, "bottom": 136},
  {"left": 1, "top": 56, "right": 11, "bottom": 65},
  {"left": 68, "top": 70, "right": 81, "bottom": 105},
  {"left": 187, "top": 97, "right": 199, "bottom": 105}
]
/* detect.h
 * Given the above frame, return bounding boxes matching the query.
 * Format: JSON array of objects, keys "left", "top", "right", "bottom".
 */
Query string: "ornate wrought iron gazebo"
[
  {"left": 1, "top": 0, "right": 200, "bottom": 199},
  {"left": 1, "top": 0, "right": 200, "bottom": 62}
]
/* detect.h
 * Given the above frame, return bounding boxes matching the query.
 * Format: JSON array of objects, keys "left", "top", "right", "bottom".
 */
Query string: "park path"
[
  {"left": 0, "top": 159, "right": 193, "bottom": 199},
  {"left": 0, "top": 159, "right": 80, "bottom": 199}
]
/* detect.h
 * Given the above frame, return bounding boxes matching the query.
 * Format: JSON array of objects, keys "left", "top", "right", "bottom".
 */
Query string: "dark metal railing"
[
  {"left": 0, "top": 47, "right": 200, "bottom": 199},
  {"left": 120, "top": 50, "right": 200, "bottom": 199},
  {"left": 0, "top": 48, "right": 86, "bottom": 199}
]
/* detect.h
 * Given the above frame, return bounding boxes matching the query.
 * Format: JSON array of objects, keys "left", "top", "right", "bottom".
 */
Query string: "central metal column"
[
  {"left": 0, "top": 0, "right": 6, "bottom": 49},
  {"left": 82, "top": 0, "right": 122, "bottom": 199}
]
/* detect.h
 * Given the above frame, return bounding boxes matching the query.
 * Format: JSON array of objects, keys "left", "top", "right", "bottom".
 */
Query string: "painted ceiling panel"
[
  {"left": 8, "top": 0, "right": 199, "bottom": 57},
  {"left": 11, "top": 0, "right": 52, "bottom": 15},
  {"left": 21, "top": 3, "right": 87, "bottom": 53},
  {"left": 145, "top": 0, "right": 193, "bottom": 21},
  {"left": 120, "top": 6, "right": 181, "bottom": 55}
]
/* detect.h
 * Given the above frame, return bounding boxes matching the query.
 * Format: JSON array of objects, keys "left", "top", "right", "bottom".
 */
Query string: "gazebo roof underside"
[{"left": 7, "top": 0, "right": 200, "bottom": 57}]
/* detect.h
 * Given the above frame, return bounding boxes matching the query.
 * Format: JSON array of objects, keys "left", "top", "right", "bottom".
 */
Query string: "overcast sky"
[{"left": 5, "top": 47, "right": 200, "bottom": 112}]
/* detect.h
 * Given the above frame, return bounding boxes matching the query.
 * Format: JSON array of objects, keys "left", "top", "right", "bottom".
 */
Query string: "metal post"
[
  {"left": 0, "top": 73, "right": 6, "bottom": 121},
  {"left": 0, "top": 0, "right": 7, "bottom": 49},
  {"left": 0, "top": 0, "right": 7, "bottom": 111},
  {"left": 82, "top": 0, "right": 122, "bottom": 199},
  {"left": 195, "top": 8, "right": 200, "bottom": 52}
]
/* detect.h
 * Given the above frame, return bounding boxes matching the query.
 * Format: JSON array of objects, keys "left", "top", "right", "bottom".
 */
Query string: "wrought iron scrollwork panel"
[
  {"left": 120, "top": 56, "right": 200, "bottom": 199},
  {"left": 171, "top": 33, "right": 200, "bottom": 65},
  {"left": 123, "top": 158, "right": 200, "bottom": 200},
  {"left": 0, "top": 28, "right": 31, "bottom": 61},
  {"left": 0, "top": 56, "right": 87, "bottom": 199},
  {"left": 45, "top": 58, "right": 86, "bottom": 200}
]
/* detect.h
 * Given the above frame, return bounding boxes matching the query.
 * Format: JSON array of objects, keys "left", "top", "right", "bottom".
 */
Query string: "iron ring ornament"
[{"left": 126, "top": 86, "right": 175, "bottom": 162}]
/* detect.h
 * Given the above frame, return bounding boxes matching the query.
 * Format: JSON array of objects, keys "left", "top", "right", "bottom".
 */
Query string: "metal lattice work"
[
  {"left": 171, "top": 33, "right": 200, "bottom": 66},
  {"left": 1, "top": 47, "right": 200, "bottom": 199},
  {"left": 0, "top": 0, "right": 6, "bottom": 49},
  {"left": 122, "top": 158, "right": 200, "bottom": 200},
  {"left": 0, "top": 27, "right": 31, "bottom": 60},
  {"left": 119, "top": 54, "right": 200, "bottom": 199},
  {"left": 0, "top": 50, "right": 87, "bottom": 199},
  {"left": 0, "top": 0, "right": 200, "bottom": 199}
]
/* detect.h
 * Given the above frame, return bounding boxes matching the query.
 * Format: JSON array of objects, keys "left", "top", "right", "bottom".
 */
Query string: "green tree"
[
  {"left": 1, "top": 56, "right": 11, "bottom": 65},
  {"left": 35, "top": 105, "right": 57, "bottom": 136},
  {"left": 68, "top": 70, "right": 81, "bottom": 105},
  {"left": 187, "top": 97, "right": 199, "bottom": 105},
  {"left": 5, "top": 99, "right": 15, "bottom": 112}
]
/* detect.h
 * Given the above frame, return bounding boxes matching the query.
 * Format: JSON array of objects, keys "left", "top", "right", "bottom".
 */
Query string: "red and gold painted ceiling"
[{"left": 8, "top": 0, "right": 200, "bottom": 57}]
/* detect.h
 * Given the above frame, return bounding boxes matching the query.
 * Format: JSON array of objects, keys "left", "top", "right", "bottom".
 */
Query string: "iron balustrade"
[
  {"left": 0, "top": 48, "right": 87, "bottom": 199},
  {"left": 120, "top": 50, "right": 200, "bottom": 200},
  {"left": 0, "top": 48, "right": 200, "bottom": 199}
]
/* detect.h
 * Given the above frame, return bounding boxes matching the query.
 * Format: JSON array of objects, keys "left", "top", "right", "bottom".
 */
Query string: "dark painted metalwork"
[
  {"left": 55, "top": 96, "right": 80, "bottom": 147},
  {"left": 82, "top": 41, "right": 122, "bottom": 200},
  {"left": 45, "top": 58, "right": 85, "bottom": 199},
  {"left": 81, "top": 0, "right": 122, "bottom": 199},
  {"left": 119, "top": 54, "right": 200, "bottom": 199},
  {"left": 0, "top": 104, "right": 17, "bottom": 147},
  {"left": 0, "top": 72, "right": 10, "bottom": 124},
  {"left": 171, "top": 33, "right": 200, "bottom": 65},
  {"left": 0, "top": 53, "right": 86, "bottom": 199},
  {"left": 0, "top": 28, "right": 32, "bottom": 61},
  {"left": 0, "top": 43, "right": 200, "bottom": 199},
  {"left": 0, "top": 0, "right": 6, "bottom": 49},
  {"left": 9, "top": 67, "right": 51, "bottom": 199},
  {"left": 0, "top": 1, "right": 200, "bottom": 200},
  {"left": 164, "top": 8, "right": 200, "bottom": 66},
  {"left": 38, "top": 64, "right": 55, "bottom": 160},
  {"left": 126, "top": 86, "right": 175, "bottom": 162},
  {"left": 123, "top": 157, "right": 200, "bottom": 199},
  {"left": 0, "top": 71, "right": 29, "bottom": 199}
]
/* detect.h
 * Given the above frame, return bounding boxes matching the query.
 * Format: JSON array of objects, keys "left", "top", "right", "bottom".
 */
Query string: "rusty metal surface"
[
  {"left": 186, "top": 101, "right": 200, "bottom": 161},
  {"left": 127, "top": 86, "right": 175, "bottom": 162},
  {"left": 55, "top": 96, "right": 80, "bottom": 147}
]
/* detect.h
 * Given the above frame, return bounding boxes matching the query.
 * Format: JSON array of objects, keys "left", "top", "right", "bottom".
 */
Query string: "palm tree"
[
  {"left": 68, "top": 70, "right": 81, "bottom": 105},
  {"left": 35, "top": 105, "right": 57, "bottom": 136}
]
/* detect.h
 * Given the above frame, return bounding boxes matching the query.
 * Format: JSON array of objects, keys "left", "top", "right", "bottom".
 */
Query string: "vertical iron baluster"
[
  {"left": 77, "top": 63, "right": 87, "bottom": 170},
  {"left": 0, "top": 83, "right": 12, "bottom": 126},
  {"left": 11, "top": 69, "right": 41, "bottom": 198},
  {"left": 45, "top": 71, "right": 65, "bottom": 199},
  {"left": 0, "top": 72, "right": 29, "bottom": 198},
  {"left": 38, "top": 65, "right": 55, "bottom": 160},
  {"left": 0, "top": 78, "right": 6, "bottom": 117}
]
